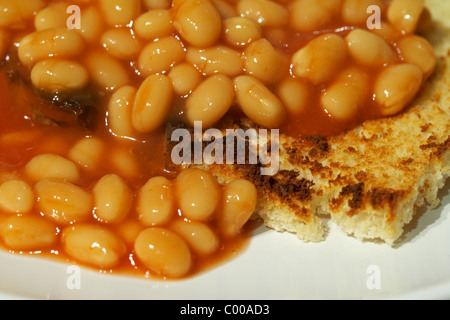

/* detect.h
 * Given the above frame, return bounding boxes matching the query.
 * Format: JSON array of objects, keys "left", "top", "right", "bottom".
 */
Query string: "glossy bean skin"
[
  {"left": 291, "top": 34, "right": 347, "bottom": 85},
  {"left": 374, "top": 63, "right": 423, "bottom": 116},
  {"left": 171, "top": 219, "right": 220, "bottom": 256},
  {"left": 62, "top": 224, "right": 127, "bottom": 269},
  {"left": 233, "top": 75, "right": 286, "bottom": 128},
  {"left": 138, "top": 36, "right": 185, "bottom": 76},
  {"left": 34, "top": 2, "right": 67, "bottom": 31},
  {"left": 218, "top": 179, "right": 257, "bottom": 238},
  {"left": 186, "top": 45, "right": 243, "bottom": 77},
  {"left": 290, "top": 0, "right": 341, "bottom": 32},
  {"left": 0, "top": 216, "right": 59, "bottom": 251},
  {"left": 0, "top": 180, "right": 34, "bottom": 214},
  {"left": 24, "top": 153, "right": 80, "bottom": 183},
  {"left": 35, "top": 180, "right": 93, "bottom": 226},
  {"left": 175, "top": 168, "right": 221, "bottom": 222},
  {"left": 84, "top": 50, "right": 130, "bottom": 91},
  {"left": 101, "top": 28, "right": 142, "bottom": 60},
  {"left": 137, "top": 176, "right": 175, "bottom": 227},
  {"left": 132, "top": 74, "right": 173, "bottom": 133},
  {"left": 68, "top": 137, "right": 105, "bottom": 170},
  {"left": 387, "top": 0, "right": 424, "bottom": 34},
  {"left": 185, "top": 74, "right": 234, "bottom": 128},
  {"left": 18, "top": 28, "right": 85, "bottom": 66},
  {"left": 107, "top": 85, "right": 137, "bottom": 139},
  {"left": 243, "top": 38, "right": 289, "bottom": 84},
  {"left": 398, "top": 35, "right": 436, "bottom": 79},
  {"left": 31, "top": 59, "right": 90, "bottom": 92},
  {"left": 134, "top": 9, "right": 174, "bottom": 40},
  {"left": 134, "top": 227, "right": 192, "bottom": 278},
  {"left": 223, "top": 17, "right": 262, "bottom": 47},
  {"left": 322, "top": 67, "right": 370, "bottom": 120},
  {"left": 168, "top": 63, "right": 201, "bottom": 95},
  {"left": 173, "top": 0, "right": 222, "bottom": 48},
  {"left": 93, "top": 174, "right": 133, "bottom": 224},
  {"left": 99, "top": 0, "right": 141, "bottom": 27},
  {"left": 237, "top": 0, "right": 289, "bottom": 27},
  {"left": 277, "top": 78, "right": 309, "bottom": 115},
  {"left": 346, "top": 29, "right": 397, "bottom": 68}
]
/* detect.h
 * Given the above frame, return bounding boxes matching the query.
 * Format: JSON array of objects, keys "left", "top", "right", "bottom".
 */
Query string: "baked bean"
[
  {"left": 291, "top": 34, "right": 347, "bottom": 85},
  {"left": 132, "top": 74, "right": 172, "bottom": 133},
  {"left": 219, "top": 179, "right": 257, "bottom": 238},
  {"left": 138, "top": 36, "right": 185, "bottom": 77},
  {"left": 244, "top": 38, "right": 289, "bottom": 84},
  {"left": 233, "top": 75, "right": 286, "bottom": 128},
  {"left": 185, "top": 74, "right": 234, "bottom": 127},
  {"left": 62, "top": 224, "right": 127, "bottom": 269},
  {"left": 99, "top": 0, "right": 141, "bottom": 27},
  {"left": 342, "top": 0, "right": 384, "bottom": 25},
  {"left": 175, "top": 168, "right": 221, "bottom": 221},
  {"left": 134, "top": 9, "right": 174, "bottom": 40},
  {"left": 35, "top": 179, "right": 93, "bottom": 225},
  {"left": 173, "top": 0, "right": 222, "bottom": 48},
  {"left": 398, "top": 35, "right": 436, "bottom": 79},
  {"left": 68, "top": 137, "right": 105, "bottom": 170},
  {"left": 237, "top": 0, "right": 288, "bottom": 27},
  {"left": 168, "top": 63, "right": 201, "bottom": 96},
  {"left": 371, "top": 22, "right": 402, "bottom": 42},
  {"left": 107, "top": 85, "right": 137, "bottom": 138},
  {"left": 0, "top": 0, "right": 21, "bottom": 29},
  {"left": 387, "top": 0, "right": 424, "bottom": 34},
  {"left": 277, "top": 78, "right": 309, "bottom": 115},
  {"left": 0, "top": 180, "right": 34, "bottom": 214},
  {"left": 18, "top": 28, "right": 85, "bottom": 66},
  {"left": 374, "top": 63, "right": 423, "bottom": 116},
  {"left": 93, "top": 174, "right": 132, "bottom": 224},
  {"left": 171, "top": 219, "right": 220, "bottom": 255},
  {"left": 346, "top": 29, "right": 397, "bottom": 68},
  {"left": 30, "top": 59, "right": 90, "bottom": 92},
  {"left": 115, "top": 220, "right": 144, "bottom": 246},
  {"left": 290, "top": 0, "right": 341, "bottom": 32},
  {"left": 186, "top": 45, "right": 243, "bottom": 77},
  {"left": 75, "top": 6, "right": 105, "bottom": 44},
  {"left": 137, "top": 176, "right": 175, "bottom": 227},
  {"left": 0, "top": 1, "right": 20, "bottom": 28},
  {"left": 34, "top": 2, "right": 67, "bottom": 31},
  {"left": 143, "top": 0, "right": 171, "bottom": 10},
  {"left": 0, "top": 216, "right": 58, "bottom": 251},
  {"left": 84, "top": 50, "right": 130, "bottom": 91},
  {"left": 101, "top": 28, "right": 142, "bottom": 60},
  {"left": 212, "top": 0, "right": 237, "bottom": 20},
  {"left": 134, "top": 227, "right": 192, "bottom": 278},
  {"left": 0, "top": 0, "right": 44, "bottom": 29},
  {"left": 321, "top": 67, "right": 370, "bottom": 120},
  {"left": 110, "top": 147, "right": 140, "bottom": 179},
  {"left": 223, "top": 17, "right": 262, "bottom": 47},
  {"left": 24, "top": 153, "right": 80, "bottom": 183}
]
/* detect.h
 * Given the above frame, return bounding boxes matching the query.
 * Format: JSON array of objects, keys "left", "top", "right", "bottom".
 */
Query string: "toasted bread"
[{"left": 173, "top": 0, "right": 450, "bottom": 246}]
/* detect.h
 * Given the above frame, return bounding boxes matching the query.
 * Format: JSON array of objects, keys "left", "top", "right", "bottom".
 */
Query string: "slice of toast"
[{"left": 175, "top": 0, "right": 450, "bottom": 246}]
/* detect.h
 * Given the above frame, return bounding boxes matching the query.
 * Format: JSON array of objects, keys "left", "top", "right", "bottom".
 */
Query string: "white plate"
[{"left": 0, "top": 180, "right": 449, "bottom": 300}]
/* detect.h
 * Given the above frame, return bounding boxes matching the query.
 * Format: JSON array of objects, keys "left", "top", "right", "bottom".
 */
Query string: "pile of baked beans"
[
  {"left": 0, "top": 150, "right": 257, "bottom": 277},
  {"left": 0, "top": 0, "right": 437, "bottom": 278}
]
